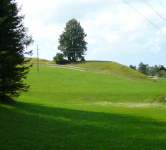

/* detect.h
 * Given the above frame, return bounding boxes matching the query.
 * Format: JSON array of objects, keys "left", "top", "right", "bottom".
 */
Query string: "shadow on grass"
[
  {"left": 0, "top": 102, "right": 166, "bottom": 150},
  {"left": 0, "top": 95, "right": 16, "bottom": 105}
]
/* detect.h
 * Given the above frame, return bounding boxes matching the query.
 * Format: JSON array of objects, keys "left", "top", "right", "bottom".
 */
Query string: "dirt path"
[{"left": 49, "top": 64, "right": 85, "bottom": 72}]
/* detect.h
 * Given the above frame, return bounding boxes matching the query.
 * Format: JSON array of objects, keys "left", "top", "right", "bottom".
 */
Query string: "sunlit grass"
[
  {"left": 24, "top": 57, "right": 54, "bottom": 66},
  {"left": 0, "top": 66, "right": 166, "bottom": 150},
  {"left": 24, "top": 58, "right": 153, "bottom": 81},
  {"left": 69, "top": 61, "right": 153, "bottom": 81}
]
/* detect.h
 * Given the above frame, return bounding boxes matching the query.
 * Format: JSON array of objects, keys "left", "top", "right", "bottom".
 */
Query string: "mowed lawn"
[{"left": 0, "top": 66, "right": 166, "bottom": 150}]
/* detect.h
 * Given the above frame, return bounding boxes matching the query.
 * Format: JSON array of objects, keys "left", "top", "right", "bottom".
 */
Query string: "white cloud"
[
  {"left": 45, "top": 42, "right": 51, "bottom": 48},
  {"left": 104, "top": 34, "right": 120, "bottom": 43},
  {"left": 16, "top": 0, "right": 166, "bottom": 66},
  {"left": 17, "top": 0, "right": 61, "bottom": 16},
  {"left": 162, "top": 26, "right": 166, "bottom": 34},
  {"left": 149, "top": 47, "right": 161, "bottom": 54},
  {"left": 88, "top": 39, "right": 97, "bottom": 44},
  {"left": 39, "top": 49, "right": 45, "bottom": 52},
  {"left": 155, "top": 38, "right": 160, "bottom": 46},
  {"left": 127, "top": 35, "right": 135, "bottom": 43},
  {"left": 40, "top": 52, "right": 47, "bottom": 58}
]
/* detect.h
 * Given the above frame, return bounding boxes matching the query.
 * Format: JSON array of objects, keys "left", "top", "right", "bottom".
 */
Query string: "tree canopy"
[
  {"left": 129, "top": 65, "right": 137, "bottom": 70},
  {"left": 53, "top": 53, "right": 68, "bottom": 64},
  {"left": 129, "top": 62, "right": 166, "bottom": 77},
  {"left": 58, "top": 18, "right": 88, "bottom": 61},
  {"left": 138, "top": 62, "right": 149, "bottom": 75},
  {"left": 0, "top": 0, "right": 33, "bottom": 101}
]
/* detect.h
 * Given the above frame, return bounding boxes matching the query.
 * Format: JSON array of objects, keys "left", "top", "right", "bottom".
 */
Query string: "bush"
[
  {"left": 53, "top": 53, "right": 69, "bottom": 64},
  {"left": 53, "top": 53, "right": 63, "bottom": 62},
  {"left": 56, "top": 59, "right": 69, "bottom": 64},
  {"left": 150, "top": 94, "right": 166, "bottom": 103}
]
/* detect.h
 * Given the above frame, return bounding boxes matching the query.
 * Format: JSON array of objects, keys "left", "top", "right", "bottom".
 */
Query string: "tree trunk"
[
  {"left": 68, "top": 56, "right": 71, "bottom": 61},
  {"left": 74, "top": 53, "right": 75, "bottom": 60}
]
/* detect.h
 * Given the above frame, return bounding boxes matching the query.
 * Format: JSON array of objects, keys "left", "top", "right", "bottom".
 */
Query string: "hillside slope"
[
  {"left": 24, "top": 58, "right": 153, "bottom": 81},
  {"left": 69, "top": 61, "right": 153, "bottom": 81},
  {"left": 24, "top": 57, "right": 54, "bottom": 65}
]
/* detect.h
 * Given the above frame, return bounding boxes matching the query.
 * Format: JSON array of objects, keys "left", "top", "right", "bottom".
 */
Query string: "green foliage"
[
  {"left": 137, "top": 64, "right": 166, "bottom": 77},
  {"left": 150, "top": 94, "right": 166, "bottom": 103},
  {"left": 129, "top": 65, "right": 137, "bottom": 70},
  {"left": 155, "top": 66, "right": 166, "bottom": 77},
  {"left": 58, "top": 18, "right": 88, "bottom": 61},
  {"left": 53, "top": 53, "right": 69, "bottom": 64},
  {"left": 138, "top": 62, "right": 148, "bottom": 75},
  {"left": 148, "top": 65, "right": 159, "bottom": 76},
  {"left": 0, "top": 0, "right": 33, "bottom": 101},
  {"left": 0, "top": 16, "right": 7, "bottom": 24},
  {"left": 53, "top": 53, "right": 64, "bottom": 63},
  {"left": 0, "top": 17, "right": 2, "bottom": 24}
]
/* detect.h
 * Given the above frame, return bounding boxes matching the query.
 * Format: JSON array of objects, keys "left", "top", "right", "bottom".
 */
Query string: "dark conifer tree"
[{"left": 0, "top": 0, "right": 33, "bottom": 101}]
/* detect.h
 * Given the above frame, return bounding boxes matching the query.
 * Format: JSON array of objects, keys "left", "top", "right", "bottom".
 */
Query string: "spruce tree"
[{"left": 0, "top": 0, "right": 34, "bottom": 101}]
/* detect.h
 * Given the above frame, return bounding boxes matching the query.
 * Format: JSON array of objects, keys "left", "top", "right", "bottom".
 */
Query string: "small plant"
[{"left": 150, "top": 94, "right": 166, "bottom": 103}]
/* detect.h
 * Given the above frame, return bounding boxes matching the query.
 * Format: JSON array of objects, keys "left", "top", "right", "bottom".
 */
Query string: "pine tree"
[
  {"left": 58, "top": 18, "right": 88, "bottom": 61},
  {"left": 0, "top": 0, "right": 34, "bottom": 101}
]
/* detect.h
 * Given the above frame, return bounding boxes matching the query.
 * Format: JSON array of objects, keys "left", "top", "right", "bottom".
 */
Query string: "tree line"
[{"left": 129, "top": 62, "right": 166, "bottom": 77}]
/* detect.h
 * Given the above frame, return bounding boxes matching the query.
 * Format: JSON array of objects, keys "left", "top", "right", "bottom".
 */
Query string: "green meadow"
[{"left": 0, "top": 62, "right": 166, "bottom": 150}]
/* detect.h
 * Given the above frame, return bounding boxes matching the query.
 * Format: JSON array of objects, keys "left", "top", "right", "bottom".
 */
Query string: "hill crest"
[{"left": 25, "top": 58, "right": 153, "bottom": 81}]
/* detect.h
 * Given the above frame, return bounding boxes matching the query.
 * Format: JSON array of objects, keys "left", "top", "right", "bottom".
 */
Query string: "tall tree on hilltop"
[
  {"left": 58, "top": 18, "right": 88, "bottom": 61},
  {"left": 0, "top": 0, "right": 34, "bottom": 101}
]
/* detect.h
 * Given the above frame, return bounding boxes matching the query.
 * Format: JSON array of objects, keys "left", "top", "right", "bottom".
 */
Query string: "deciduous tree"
[
  {"left": 129, "top": 65, "right": 137, "bottom": 70},
  {"left": 58, "top": 18, "right": 88, "bottom": 61},
  {"left": 53, "top": 53, "right": 68, "bottom": 64},
  {"left": 138, "top": 62, "right": 148, "bottom": 75}
]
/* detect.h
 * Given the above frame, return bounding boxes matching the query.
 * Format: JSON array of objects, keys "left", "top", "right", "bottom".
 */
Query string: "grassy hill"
[
  {"left": 0, "top": 65, "right": 166, "bottom": 149},
  {"left": 69, "top": 61, "right": 153, "bottom": 81},
  {"left": 24, "top": 57, "right": 54, "bottom": 65},
  {"left": 25, "top": 58, "right": 153, "bottom": 81},
  {"left": 20, "top": 66, "right": 166, "bottom": 103}
]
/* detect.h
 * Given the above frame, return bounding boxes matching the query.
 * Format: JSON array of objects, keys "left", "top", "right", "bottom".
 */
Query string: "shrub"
[{"left": 53, "top": 53, "right": 69, "bottom": 64}]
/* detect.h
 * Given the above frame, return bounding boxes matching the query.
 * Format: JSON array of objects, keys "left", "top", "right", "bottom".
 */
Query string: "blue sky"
[{"left": 16, "top": 0, "right": 166, "bottom": 67}]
